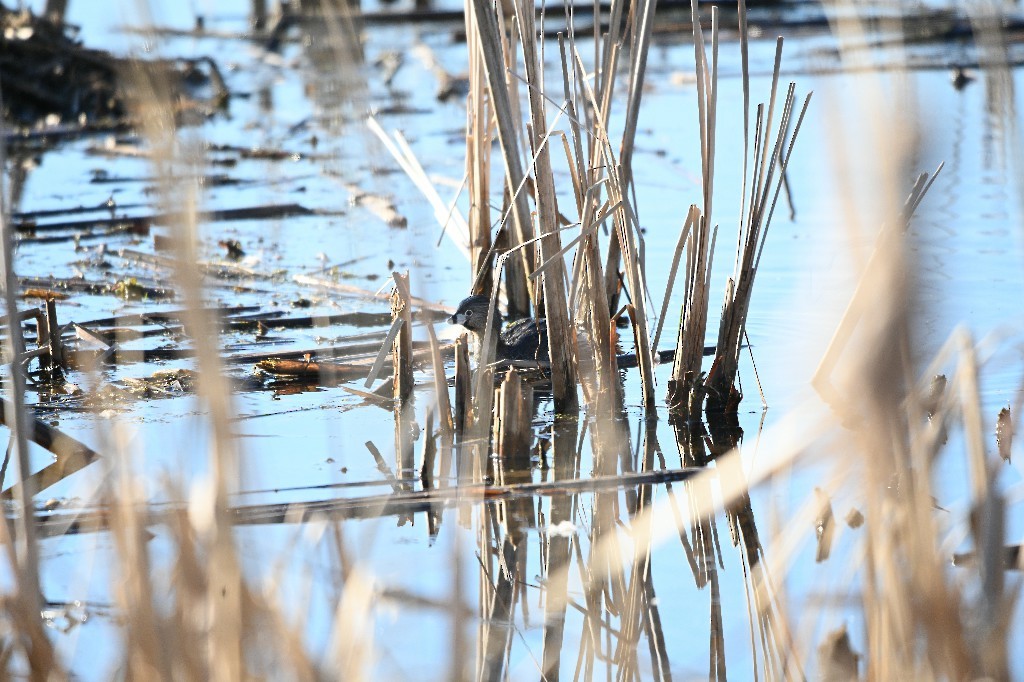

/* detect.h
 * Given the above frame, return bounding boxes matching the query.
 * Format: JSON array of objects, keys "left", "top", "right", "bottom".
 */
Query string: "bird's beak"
[{"left": 449, "top": 313, "right": 465, "bottom": 326}]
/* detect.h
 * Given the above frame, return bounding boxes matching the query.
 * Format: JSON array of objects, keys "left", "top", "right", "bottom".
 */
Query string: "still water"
[{"left": 7, "top": 0, "right": 1024, "bottom": 677}]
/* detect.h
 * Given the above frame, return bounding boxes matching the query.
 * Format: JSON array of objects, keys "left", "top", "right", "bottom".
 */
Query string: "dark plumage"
[{"left": 448, "top": 295, "right": 549, "bottom": 362}]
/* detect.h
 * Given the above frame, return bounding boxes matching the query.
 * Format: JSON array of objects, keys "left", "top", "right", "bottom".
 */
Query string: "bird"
[
  {"left": 449, "top": 295, "right": 721, "bottom": 367},
  {"left": 448, "top": 295, "right": 548, "bottom": 362}
]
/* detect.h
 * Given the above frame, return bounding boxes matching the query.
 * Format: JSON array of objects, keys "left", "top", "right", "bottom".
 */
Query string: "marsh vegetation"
[{"left": 1, "top": 0, "right": 1023, "bottom": 678}]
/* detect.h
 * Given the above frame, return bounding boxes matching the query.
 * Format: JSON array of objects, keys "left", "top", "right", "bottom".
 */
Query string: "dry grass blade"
[
  {"left": 363, "top": 315, "right": 404, "bottom": 389},
  {"left": 651, "top": 207, "right": 695, "bottom": 353},
  {"left": 123, "top": 46, "right": 249, "bottom": 678},
  {"left": 426, "top": 322, "right": 455, "bottom": 440},
  {"left": 366, "top": 118, "right": 471, "bottom": 261}
]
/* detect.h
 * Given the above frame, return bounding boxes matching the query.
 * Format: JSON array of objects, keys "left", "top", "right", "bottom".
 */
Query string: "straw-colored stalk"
[
  {"left": 124, "top": 53, "right": 248, "bottom": 679},
  {"left": 0, "top": 99, "right": 53, "bottom": 676},
  {"left": 707, "top": 52, "right": 811, "bottom": 414},
  {"left": 464, "top": 2, "right": 494, "bottom": 295},
  {"left": 665, "top": 1, "right": 720, "bottom": 420},
  {"left": 667, "top": 205, "right": 716, "bottom": 418},
  {"left": 466, "top": 0, "right": 535, "bottom": 317},
  {"left": 513, "top": 0, "right": 579, "bottom": 413}
]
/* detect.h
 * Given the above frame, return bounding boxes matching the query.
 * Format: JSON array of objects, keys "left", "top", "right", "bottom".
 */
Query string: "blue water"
[{"left": 10, "top": 0, "right": 1024, "bottom": 678}]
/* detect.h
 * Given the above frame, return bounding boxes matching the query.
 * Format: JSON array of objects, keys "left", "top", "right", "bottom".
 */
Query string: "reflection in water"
[
  {"left": 462, "top": 398, "right": 799, "bottom": 680},
  {"left": 266, "top": 0, "right": 368, "bottom": 167},
  {"left": 19, "top": 367, "right": 802, "bottom": 677},
  {"left": 967, "top": 3, "right": 1019, "bottom": 176}
]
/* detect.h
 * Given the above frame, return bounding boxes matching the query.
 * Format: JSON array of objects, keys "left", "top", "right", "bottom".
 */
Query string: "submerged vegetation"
[{"left": 0, "top": 0, "right": 1022, "bottom": 678}]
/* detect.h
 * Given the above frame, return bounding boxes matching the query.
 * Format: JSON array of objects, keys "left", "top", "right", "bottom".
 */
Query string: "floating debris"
[
  {"left": 112, "top": 277, "right": 173, "bottom": 301},
  {"left": 21, "top": 289, "right": 68, "bottom": 300},
  {"left": 343, "top": 182, "right": 408, "bottom": 228},
  {"left": 256, "top": 358, "right": 370, "bottom": 384},
  {"left": 120, "top": 369, "right": 199, "bottom": 398}
]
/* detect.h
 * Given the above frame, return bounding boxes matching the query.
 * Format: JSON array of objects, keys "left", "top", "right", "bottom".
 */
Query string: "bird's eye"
[{"left": 465, "top": 310, "right": 473, "bottom": 317}]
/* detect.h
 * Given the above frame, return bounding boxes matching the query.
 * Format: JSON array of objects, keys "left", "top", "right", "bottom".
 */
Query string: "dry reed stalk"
[
  {"left": 492, "top": 369, "right": 533, "bottom": 469},
  {"left": 608, "top": 173, "right": 657, "bottom": 413},
  {"left": 390, "top": 272, "right": 415, "bottom": 405},
  {"left": 125, "top": 50, "right": 248, "bottom": 679},
  {"left": 559, "top": 36, "right": 621, "bottom": 417},
  {"left": 804, "top": 10, "right": 1010, "bottom": 667},
  {"left": 390, "top": 273, "right": 417, "bottom": 494},
  {"left": 659, "top": 0, "right": 724, "bottom": 419},
  {"left": 666, "top": 204, "right": 717, "bottom": 418},
  {"left": 617, "top": 0, "right": 659, "bottom": 193},
  {"left": 365, "top": 119, "right": 472, "bottom": 262},
  {"left": 594, "top": 0, "right": 626, "bottom": 313},
  {"left": 567, "top": 36, "right": 660, "bottom": 413},
  {"left": 426, "top": 322, "right": 456, "bottom": 491},
  {"left": 807, "top": 247, "right": 1006, "bottom": 677},
  {"left": 573, "top": 217, "right": 619, "bottom": 416},
  {"left": 421, "top": 407, "right": 438, "bottom": 496},
  {"left": 0, "top": 108, "right": 47, "bottom": 665},
  {"left": 465, "top": 354, "right": 497, "bottom": 490},
  {"left": 706, "top": 53, "right": 811, "bottom": 414},
  {"left": 464, "top": 5, "right": 495, "bottom": 296},
  {"left": 514, "top": 0, "right": 579, "bottom": 413},
  {"left": 951, "top": 331, "right": 1009, "bottom": 678},
  {"left": 454, "top": 334, "right": 472, "bottom": 448},
  {"left": 852, "top": 286, "right": 973, "bottom": 677},
  {"left": 467, "top": 0, "right": 536, "bottom": 318}
]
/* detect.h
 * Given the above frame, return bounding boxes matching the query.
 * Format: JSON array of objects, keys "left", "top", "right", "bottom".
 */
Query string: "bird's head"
[{"left": 448, "top": 295, "right": 500, "bottom": 334}]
